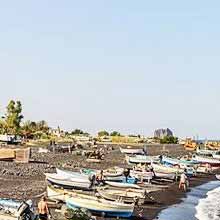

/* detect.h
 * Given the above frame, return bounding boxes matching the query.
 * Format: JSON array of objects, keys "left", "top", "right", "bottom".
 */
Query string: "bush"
[{"left": 65, "top": 208, "right": 91, "bottom": 220}]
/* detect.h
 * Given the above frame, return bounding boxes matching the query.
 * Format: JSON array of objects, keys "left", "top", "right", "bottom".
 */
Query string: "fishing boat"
[
  {"left": 162, "top": 156, "right": 198, "bottom": 167},
  {"left": 155, "top": 171, "right": 176, "bottom": 180},
  {"left": 120, "top": 147, "right": 144, "bottom": 155},
  {"left": 193, "top": 155, "right": 220, "bottom": 167},
  {"left": 81, "top": 167, "right": 124, "bottom": 177},
  {"left": 212, "top": 151, "right": 220, "bottom": 159},
  {"left": 152, "top": 163, "right": 195, "bottom": 177},
  {"left": 56, "top": 168, "right": 88, "bottom": 179},
  {"left": 66, "top": 194, "right": 134, "bottom": 218},
  {"left": 105, "top": 181, "right": 141, "bottom": 189},
  {"left": 45, "top": 173, "right": 92, "bottom": 190},
  {"left": 104, "top": 176, "right": 137, "bottom": 184},
  {"left": 196, "top": 148, "right": 216, "bottom": 156},
  {"left": 130, "top": 170, "right": 153, "bottom": 182},
  {"left": 216, "top": 175, "right": 220, "bottom": 180},
  {"left": 126, "top": 155, "right": 153, "bottom": 164},
  {"left": 47, "top": 185, "right": 94, "bottom": 202},
  {"left": 151, "top": 163, "right": 181, "bottom": 174},
  {"left": 97, "top": 187, "right": 146, "bottom": 204},
  {"left": 0, "top": 199, "right": 35, "bottom": 220}
]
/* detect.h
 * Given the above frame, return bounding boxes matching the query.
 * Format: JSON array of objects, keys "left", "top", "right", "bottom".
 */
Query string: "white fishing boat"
[
  {"left": 97, "top": 187, "right": 146, "bottom": 204},
  {"left": 151, "top": 163, "right": 182, "bottom": 174},
  {"left": 45, "top": 173, "right": 92, "bottom": 189},
  {"left": 216, "top": 175, "right": 220, "bottom": 180},
  {"left": 66, "top": 193, "right": 134, "bottom": 218},
  {"left": 196, "top": 148, "right": 216, "bottom": 156},
  {"left": 130, "top": 170, "right": 153, "bottom": 181},
  {"left": 126, "top": 155, "right": 153, "bottom": 164},
  {"left": 154, "top": 171, "right": 176, "bottom": 180},
  {"left": 193, "top": 155, "right": 220, "bottom": 167},
  {"left": 105, "top": 181, "right": 141, "bottom": 189},
  {"left": 212, "top": 151, "right": 220, "bottom": 159},
  {"left": 47, "top": 185, "right": 93, "bottom": 202},
  {"left": 81, "top": 167, "right": 124, "bottom": 177},
  {"left": 120, "top": 147, "right": 144, "bottom": 155},
  {"left": 56, "top": 168, "right": 88, "bottom": 179}
]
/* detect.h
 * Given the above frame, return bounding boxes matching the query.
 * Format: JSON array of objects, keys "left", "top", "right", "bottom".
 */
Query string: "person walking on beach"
[
  {"left": 38, "top": 196, "right": 50, "bottom": 220},
  {"left": 179, "top": 169, "right": 188, "bottom": 192}
]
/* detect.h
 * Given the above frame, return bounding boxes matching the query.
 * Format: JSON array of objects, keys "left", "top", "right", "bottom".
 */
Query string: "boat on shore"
[
  {"left": 120, "top": 147, "right": 144, "bottom": 155},
  {"left": 66, "top": 194, "right": 134, "bottom": 218},
  {"left": 81, "top": 167, "right": 124, "bottom": 177},
  {"left": 45, "top": 173, "right": 92, "bottom": 190},
  {"left": 216, "top": 175, "right": 220, "bottom": 180},
  {"left": 56, "top": 168, "right": 88, "bottom": 179},
  {"left": 104, "top": 176, "right": 137, "bottom": 184},
  {"left": 162, "top": 156, "right": 198, "bottom": 167},
  {"left": 126, "top": 155, "right": 153, "bottom": 165},
  {"left": 97, "top": 186, "right": 146, "bottom": 205},
  {"left": 154, "top": 171, "right": 176, "bottom": 180},
  {"left": 105, "top": 181, "right": 141, "bottom": 189},
  {"left": 130, "top": 170, "right": 153, "bottom": 182},
  {"left": 193, "top": 155, "right": 220, "bottom": 167}
]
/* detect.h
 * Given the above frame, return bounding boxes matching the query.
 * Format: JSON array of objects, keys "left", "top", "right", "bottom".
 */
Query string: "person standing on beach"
[
  {"left": 38, "top": 196, "right": 50, "bottom": 220},
  {"left": 179, "top": 169, "right": 188, "bottom": 192}
]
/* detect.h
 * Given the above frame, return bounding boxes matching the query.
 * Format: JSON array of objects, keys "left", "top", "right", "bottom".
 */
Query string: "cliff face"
[{"left": 154, "top": 128, "right": 173, "bottom": 139}]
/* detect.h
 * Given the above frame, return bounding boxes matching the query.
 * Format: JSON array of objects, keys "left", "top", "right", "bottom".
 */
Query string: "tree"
[
  {"left": 110, "top": 131, "right": 121, "bottom": 136},
  {"left": 36, "top": 120, "right": 49, "bottom": 133},
  {"left": 98, "top": 130, "right": 109, "bottom": 137},
  {"left": 160, "top": 136, "right": 178, "bottom": 144},
  {"left": 21, "top": 120, "right": 37, "bottom": 139},
  {"left": 5, "top": 100, "right": 23, "bottom": 134},
  {"left": 71, "top": 129, "right": 84, "bottom": 135}
]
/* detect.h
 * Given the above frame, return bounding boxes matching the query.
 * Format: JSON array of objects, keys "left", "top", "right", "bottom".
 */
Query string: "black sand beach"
[{"left": 0, "top": 144, "right": 217, "bottom": 220}]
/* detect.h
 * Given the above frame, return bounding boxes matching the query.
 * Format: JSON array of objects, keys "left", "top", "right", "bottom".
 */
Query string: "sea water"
[
  {"left": 157, "top": 181, "right": 220, "bottom": 220},
  {"left": 195, "top": 185, "right": 220, "bottom": 220}
]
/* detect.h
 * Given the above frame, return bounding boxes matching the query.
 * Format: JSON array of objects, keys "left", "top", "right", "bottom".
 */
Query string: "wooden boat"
[
  {"left": 154, "top": 171, "right": 176, "bottom": 180},
  {"left": 45, "top": 173, "right": 92, "bottom": 190},
  {"left": 162, "top": 156, "right": 198, "bottom": 167},
  {"left": 0, "top": 199, "right": 35, "bottom": 220},
  {"left": 97, "top": 187, "right": 146, "bottom": 204},
  {"left": 56, "top": 168, "right": 88, "bottom": 179},
  {"left": 120, "top": 147, "right": 144, "bottom": 155},
  {"left": 47, "top": 185, "right": 94, "bottom": 202},
  {"left": 66, "top": 194, "right": 134, "bottom": 218},
  {"left": 212, "top": 151, "right": 220, "bottom": 159},
  {"left": 104, "top": 176, "right": 136, "bottom": 184},
  {"left": 105, "top": 181, "right": 141, "bottom": 189},
  {"left": 126, "top": 155, "right": 153, "bottom": 164},
  {"left": 130, "top": 170, "right": 153, "bottom": 181},
  {"left": 152, "top": 163, "right": 196, "bottom": 177},
  {"left": 193, "top": 155, "right": 220, "bottom": 167},
  {"left": 151, "top": 163, "right": 182, "bottom": 174},
  {"left": 81, "top": 167, "right": 124, "bottom": 177},
  {"left": 216, "top": 175, "right": 220, "bottom": 180}
]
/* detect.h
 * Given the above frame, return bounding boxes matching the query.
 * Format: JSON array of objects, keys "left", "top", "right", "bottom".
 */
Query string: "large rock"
[{"left": 154, "top": 128, "right": 173, "bottom": 139}]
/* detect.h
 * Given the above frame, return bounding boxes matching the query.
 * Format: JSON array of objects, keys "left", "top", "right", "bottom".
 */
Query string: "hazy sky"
[{"left": 0, "top": 1, "right": 219, "bottom": 138}]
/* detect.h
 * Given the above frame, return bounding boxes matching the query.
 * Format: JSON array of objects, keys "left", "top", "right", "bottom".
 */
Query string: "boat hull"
[{"left": 66, "top": 197, "right": 134, "bottom": 218}]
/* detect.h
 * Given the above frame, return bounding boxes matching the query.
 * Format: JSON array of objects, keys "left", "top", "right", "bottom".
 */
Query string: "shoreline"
[{"left": 143, "top": 174, "right": 217, "bottom": 220}]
